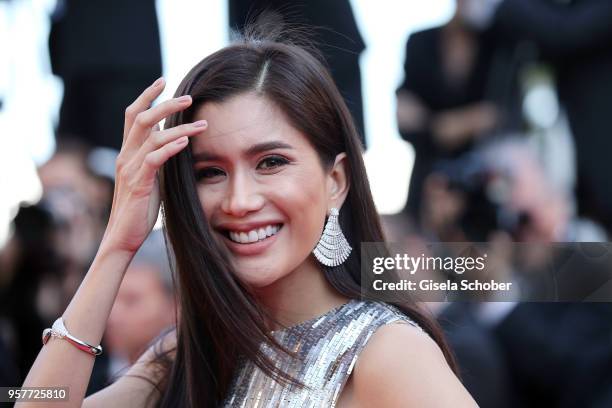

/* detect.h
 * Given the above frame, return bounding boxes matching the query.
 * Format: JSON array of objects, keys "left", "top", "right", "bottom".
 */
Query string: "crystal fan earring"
[{"left": 313, "top": 207, "right": 352, "bottom": 267}]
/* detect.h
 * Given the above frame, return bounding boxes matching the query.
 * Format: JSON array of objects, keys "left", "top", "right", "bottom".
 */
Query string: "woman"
[{"left": 20, "top": 31, "right": 477, "bottom": 407}]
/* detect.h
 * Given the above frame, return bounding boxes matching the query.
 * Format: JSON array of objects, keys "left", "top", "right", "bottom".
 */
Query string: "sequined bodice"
[{"left": 223, "top": 299, "right": 421, "bottom": 408}]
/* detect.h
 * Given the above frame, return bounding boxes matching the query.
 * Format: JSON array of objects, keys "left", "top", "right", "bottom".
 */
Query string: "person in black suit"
[
  {"left": 493, "top": 0, "right": 612, "bottom": 234},
  {"left": 229, "top": 0, "right": 367, "bottom": 148},
  {"left": 395, "top": 0, "right": 524, "bottom": 223},
  {"left": 49, "top": 0, "right": 162, "bottom": 150}
]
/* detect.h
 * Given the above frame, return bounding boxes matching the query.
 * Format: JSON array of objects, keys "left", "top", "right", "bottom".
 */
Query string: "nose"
[{"left": 220, "top": 170, "right": 265, "bottom": 217}]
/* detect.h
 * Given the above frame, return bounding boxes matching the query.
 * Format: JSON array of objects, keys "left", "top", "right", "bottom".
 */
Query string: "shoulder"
[
  {"left": 83, "top": 329, "right": 176, "bottom": 408},
  {"left": 351, "top": 322, "right": 477, "bottom": 407}
]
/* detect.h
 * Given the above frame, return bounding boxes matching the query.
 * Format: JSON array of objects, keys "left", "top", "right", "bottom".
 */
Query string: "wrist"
[{"left": 94, "top": 240, "right": 137, "bottom": 270}]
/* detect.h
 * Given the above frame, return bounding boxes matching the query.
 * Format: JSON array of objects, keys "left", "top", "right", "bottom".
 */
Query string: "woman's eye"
[
  {"left": 195, "top": 167, "right": 225, "bottom": 181},
  {"left": 257, "top": 156, "right": 289, "bottom": 170}
]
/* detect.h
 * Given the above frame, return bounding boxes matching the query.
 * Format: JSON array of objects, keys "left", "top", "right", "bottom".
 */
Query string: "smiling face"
[{"left": 190, "top": 92, "right": 345, "bottom": 288}]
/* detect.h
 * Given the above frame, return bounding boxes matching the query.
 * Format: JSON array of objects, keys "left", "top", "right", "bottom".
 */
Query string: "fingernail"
[
  {"left": 193, "top": 120, "right": 207, "bottom": 128},
  {"left": 175, "top": 136, "right": 188, "bottom": 145},
  {"left": 153, "top": 77, "right": 164, "bottom": 87},
  {"left": 177, "top": 95, "right": 192, "bottom": 103}
]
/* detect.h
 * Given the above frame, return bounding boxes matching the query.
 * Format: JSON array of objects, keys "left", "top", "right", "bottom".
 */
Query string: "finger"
[
  {"left": 123, "top": 77, "right": 165, "bottom": 143},
  {"left": 133, "top": 120, "right": 206, "bottom": 167},
  {"left": 137, "top": 137, "right": 190, "bottom": 189},
  {"left": 125, "top": 95, "right": 193, "bottom": 151},
  {"left": 142, "top": 120, "right": 207, "bottom": 153}
]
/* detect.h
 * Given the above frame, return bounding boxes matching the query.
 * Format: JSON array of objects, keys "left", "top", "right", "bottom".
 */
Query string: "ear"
[{"left": 326, "top": 153, "right": 350, "bottom": 211}]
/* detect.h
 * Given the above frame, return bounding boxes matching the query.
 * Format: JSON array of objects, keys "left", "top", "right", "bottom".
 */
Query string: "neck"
[{"left": 253, "top": 257, "right": 350, "bottom": 330}]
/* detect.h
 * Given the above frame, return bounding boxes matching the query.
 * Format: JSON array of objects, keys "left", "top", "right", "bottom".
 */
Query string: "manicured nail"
[
  {"left": 177, "top": 95, "right": 192, "bottom": 103},
  {"left": 193, "top": 120, "right": 207, "bottom": 128},
  {"left": 153, "top": 77, "right": 164, "bottom": 87},
  {"left": 175, "top": 137, "right": 188, "bottom": 145}
]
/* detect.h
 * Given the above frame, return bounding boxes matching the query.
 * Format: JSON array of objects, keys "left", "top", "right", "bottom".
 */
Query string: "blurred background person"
[
  {"left": 414, "top": 138, "right": 612, "bottom": 407},
  {"left": 229, "top": 0, "right": 367, "bottom": 147},
  {"left": 0, "top": 204, "right": 64, "bottom": 387},
  {"left": 396, "top": 0, "right": 523, "bottom": 224},
  {"left": 419, "top": 138, "right": 606, "bottom": 243},
  {"left": 491, "top": 0, "right": 612, "bottom": 236},
  {"left": 48, "top": 0, "right": 163, "bottom": 150},
  {"left": 105, "top": 230, "right": 176, "bottom": 377},
  {"left": 479, "top": 139, "right": 612, "bottom": 408},
  {"left": 481, "top": 139, "right": 607, "bottom": 243},
  {"left": 37, "top": 137, "right": 114, "bottom": 300}
]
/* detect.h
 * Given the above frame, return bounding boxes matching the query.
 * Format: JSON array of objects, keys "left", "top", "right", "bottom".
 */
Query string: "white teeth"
[
  {"left": 227, "top": 224, "right": 282, "bottom": 244},
  {"left": 257, "top": 228, "right": 266, "bottom": 240}
]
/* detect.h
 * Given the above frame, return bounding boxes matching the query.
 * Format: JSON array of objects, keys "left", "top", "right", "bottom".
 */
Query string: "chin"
[{"left": 233, "top": 263, "right": 287, "bottom": 289}]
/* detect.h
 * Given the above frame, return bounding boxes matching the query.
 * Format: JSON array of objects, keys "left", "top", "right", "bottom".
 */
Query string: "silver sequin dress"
[{"left": 223, "top": 299, "right": 422, "bottom": 408}]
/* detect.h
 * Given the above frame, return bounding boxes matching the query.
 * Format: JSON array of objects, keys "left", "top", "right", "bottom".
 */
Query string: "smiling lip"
[
  {"left": 220, "top": 228, "right": 280, "bottom": 256},
  {"left": 215, "top": 221, "right": 284, "bottom": 256}
]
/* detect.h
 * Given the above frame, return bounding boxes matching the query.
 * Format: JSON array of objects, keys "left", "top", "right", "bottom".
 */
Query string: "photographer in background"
[
  {"left": 419, "top": 138, "right": 612, "bottom": 407},
  {"left": 420, "top": 139, "right": 606, "bottom": 243}
]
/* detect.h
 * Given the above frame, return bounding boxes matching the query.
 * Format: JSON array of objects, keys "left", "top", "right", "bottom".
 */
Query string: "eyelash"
[{"left": 194, "top": 155, "right": 290, "bottom": 181}]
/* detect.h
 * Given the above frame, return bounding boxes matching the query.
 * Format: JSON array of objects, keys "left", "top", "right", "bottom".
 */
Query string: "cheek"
[
  {"left": 196, "top": 185, "right": 224, "bottom": 220},
  {"left": 271, "top": 168, "right": 328, "bottom": 241}
]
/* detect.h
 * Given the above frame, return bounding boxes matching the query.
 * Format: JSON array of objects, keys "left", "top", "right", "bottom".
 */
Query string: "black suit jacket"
[
  {"left": 49, "top": 0, "right": 162, "bottom": 78},
  {"left": 48, "top": 0, "right": 162, "bottom": 149}
]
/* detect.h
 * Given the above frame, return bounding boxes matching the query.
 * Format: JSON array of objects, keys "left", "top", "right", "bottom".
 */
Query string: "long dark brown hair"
[{"left": 151, "top": 27, "right": 457, "bottom": 407}]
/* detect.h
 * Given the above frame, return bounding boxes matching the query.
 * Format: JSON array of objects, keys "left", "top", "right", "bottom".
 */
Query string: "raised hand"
[{"left": 101, "top": 78, "right": 206, "bottom": 255}]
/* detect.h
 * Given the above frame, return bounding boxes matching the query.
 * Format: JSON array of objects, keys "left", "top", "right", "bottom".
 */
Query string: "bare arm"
[
  {"left": 17, "top": 79, "right": 204, "bottom": 408},
  {"left": 18, "top": 247, "right": 133, "bottom": 408}
]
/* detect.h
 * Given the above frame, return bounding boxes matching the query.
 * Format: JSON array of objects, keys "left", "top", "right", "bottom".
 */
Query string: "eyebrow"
[{"left": 192, "top": 141, "right": 294, "bottom": 162}]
